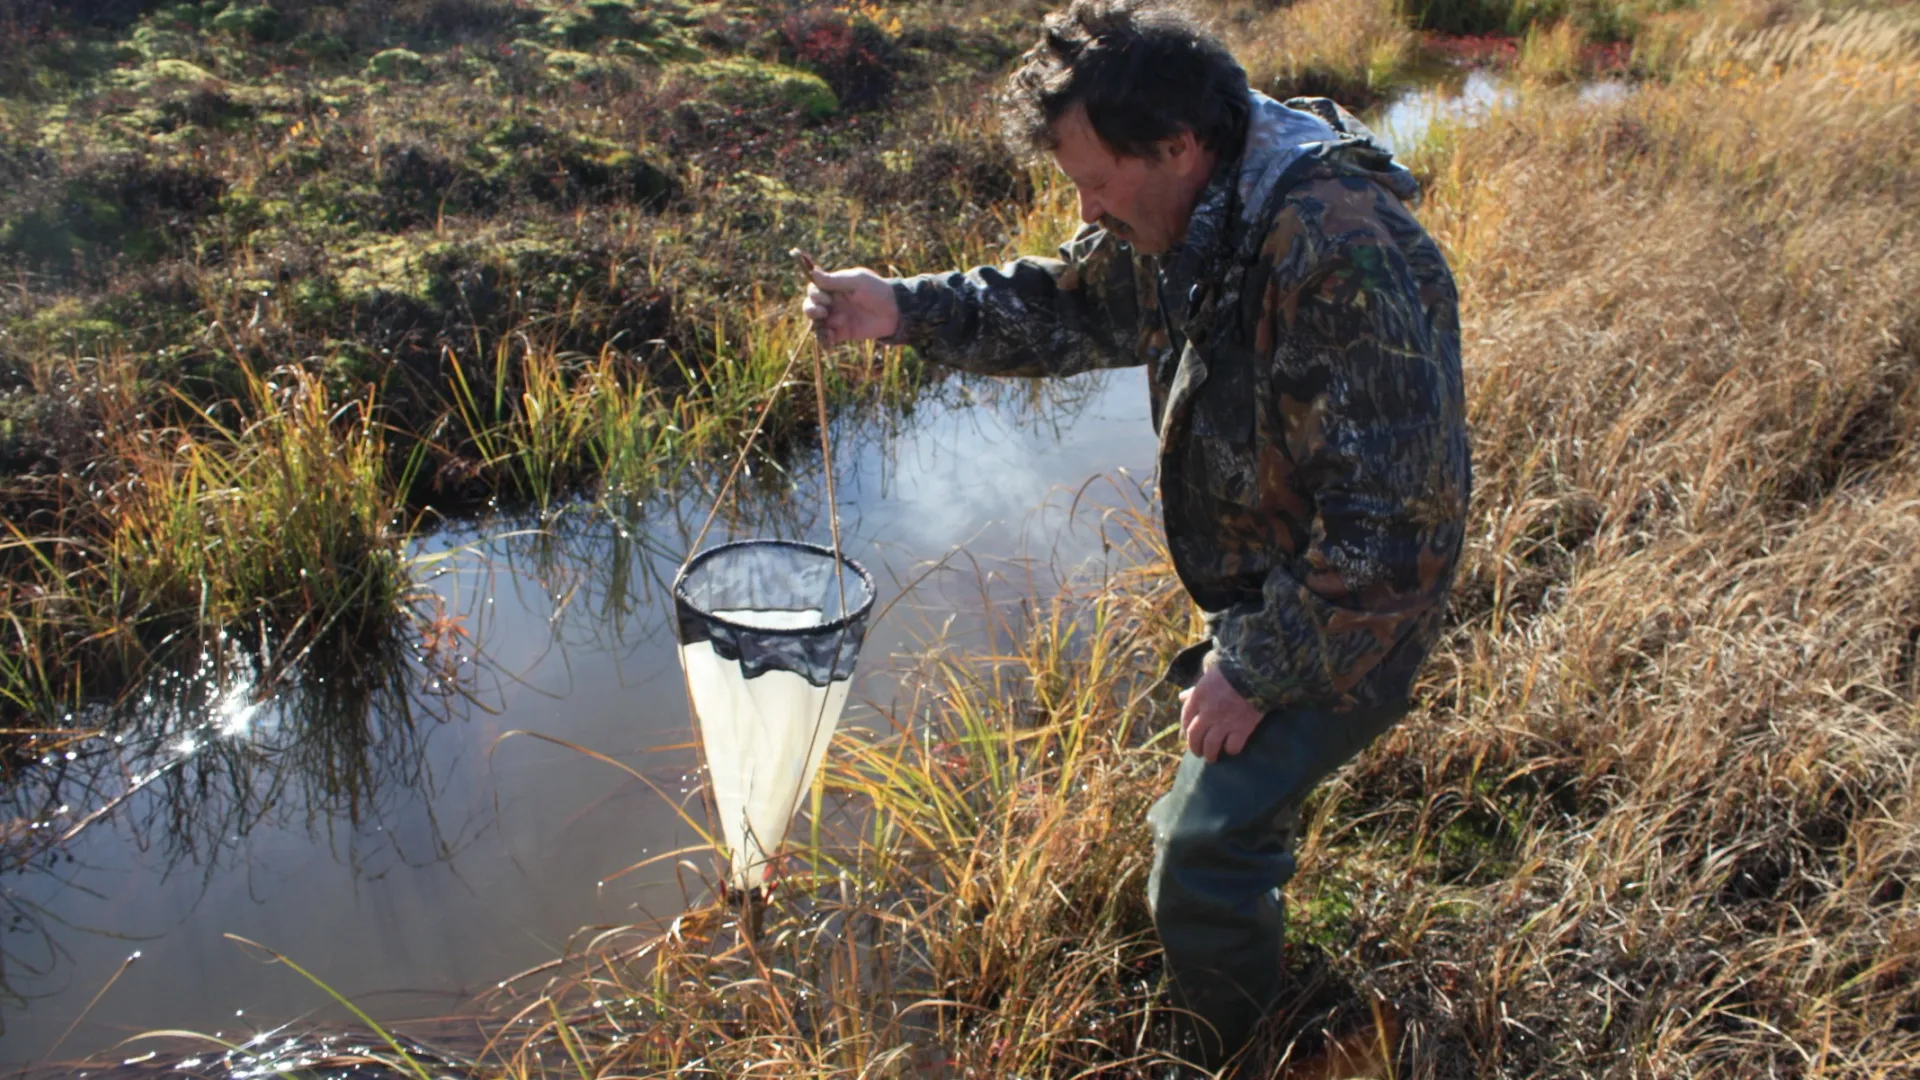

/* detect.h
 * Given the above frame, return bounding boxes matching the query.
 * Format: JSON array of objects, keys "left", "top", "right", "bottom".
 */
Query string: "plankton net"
[{"left": 673, "top": 539, "right": 875, "bottom": 893}]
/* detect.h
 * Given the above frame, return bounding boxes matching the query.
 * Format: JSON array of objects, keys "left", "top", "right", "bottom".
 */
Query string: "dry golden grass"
[
  {"left": 453, "top": 8, "right": 1920, "bottom": 1068},
  {"left": 441, "top": 6, "right": 1920, "bottom": 1078},
  {"left": 1298, "top": 6, "right": 1920, "bottom": 1073},
  {"left": 1227, "top": 0, "right": 1419, "bottom": 106},
  {"left": 71, "top": 3, "right": 1920, "bottom": 1077},
  {"left": 1515, "top": 18, "right": 1587, "bottom": 82}
]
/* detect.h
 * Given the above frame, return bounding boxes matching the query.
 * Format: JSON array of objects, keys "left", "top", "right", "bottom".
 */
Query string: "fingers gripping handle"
[{"left": 792, "top": 248, "right": 832, "bottom": 344}]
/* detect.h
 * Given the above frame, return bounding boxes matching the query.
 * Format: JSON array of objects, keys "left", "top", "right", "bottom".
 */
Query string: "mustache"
[{"left": 1098, "top": 213, "right": 1133, "bottom": 237}]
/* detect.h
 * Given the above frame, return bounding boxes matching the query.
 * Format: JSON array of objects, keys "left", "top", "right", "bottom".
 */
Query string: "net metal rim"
[{"left": 672, "top": 538, "right": 877, "bottom": 638}]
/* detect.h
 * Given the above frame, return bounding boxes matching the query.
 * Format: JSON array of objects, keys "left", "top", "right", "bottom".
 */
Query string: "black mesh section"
[{"left": 673, "top": 540, "right": 876, "bottom": 686}]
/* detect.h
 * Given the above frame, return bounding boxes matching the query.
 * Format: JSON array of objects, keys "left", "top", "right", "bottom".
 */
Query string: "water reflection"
[
  {"left": 3, "top": 365, "right": 1148, "bottom": 1064},
  {"left": 1367, "top": 69, "right": 1638, "bottom": 157},
  {"left": 1, "top": 619, "right": 486, "bottom": 1027},
  {"left": 1370, "top": 69, "right": 1518, "bottom": 156}
]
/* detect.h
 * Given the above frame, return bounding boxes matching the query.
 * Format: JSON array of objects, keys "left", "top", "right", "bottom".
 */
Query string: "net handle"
[
  {"left": 792, "top": 250, "right": 852, "bottom": 628},
  {"left": 792, "top": 248, "right": 853, "bottom": 894},
  {"left": 685, "top": 250, "right": 849, "bottom": 589},
  {"left": 679, "top": 250, "right": 859, "bottom": 904}
]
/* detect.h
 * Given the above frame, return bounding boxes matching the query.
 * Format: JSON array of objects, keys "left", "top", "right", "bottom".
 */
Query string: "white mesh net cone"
[{"left": 673, "top": 541, "right": 874, "bottom": 891}]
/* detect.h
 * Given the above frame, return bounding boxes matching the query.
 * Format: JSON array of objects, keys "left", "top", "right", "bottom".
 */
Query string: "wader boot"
[{"left": 1146, "top": 696, "right": 1404, "bottom": 1069}]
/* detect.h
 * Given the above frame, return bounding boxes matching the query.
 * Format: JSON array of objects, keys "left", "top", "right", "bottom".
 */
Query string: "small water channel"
[{"left": 3, "top": 68, "right": 1628, "bottom": 1067}]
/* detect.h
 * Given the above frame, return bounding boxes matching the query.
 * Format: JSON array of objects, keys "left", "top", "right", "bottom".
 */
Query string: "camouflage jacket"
[{"left": 887, "top": 93, "right": 1470, "bottom": 715}]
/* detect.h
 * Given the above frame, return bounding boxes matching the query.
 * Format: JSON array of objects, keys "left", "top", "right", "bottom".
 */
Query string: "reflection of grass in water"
[
  {"left": 0, "top": 616, "right": 487, "bottom": 1027},
  {"left": 445, "top": 334, "right": 1123, "bottom": 662}
]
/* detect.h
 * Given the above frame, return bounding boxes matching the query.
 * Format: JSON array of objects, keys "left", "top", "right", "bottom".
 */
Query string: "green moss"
[
  {"left": 209, "top": 3, "right": 283, "bottom": 42},
  {"left": 226, "top": 81, "right": 300, "bottom": 112},
  {"left": 459, "top": 122, "right": 678, "bottom": 211},
  {"left": 331, "top": 235, "right": 436, "bottom": 301},
  {"left": 148, "top": 58, "right": 221, "bottom": 84},
  {"left": 543, "top": 49, "right": 620, "bottom": 84},
  {"left": 606, "top": 39, "right": 659, "bottom": 63},
  {"left": 91, "top": 58, "right": 260, "bottom": 136},
  {"left": 289, "top": 31, "right": 350, "bottom": 64},
  {"left": 325, "top": 230, "right": 601, "bottom": 313},
  {"left": 154, "top": 1, "right": 224, "bottom": 31},
  {"left": 316, "top": 76, "right": 372, "bottom": 109},
  {"left": 366, "top": 48, "right": 428, "bottom": 81},
  {"left": 128, "top": 23, "right": 202, "bottom": 64},
  {"left": 671, "top": 57, "right": 839, "bottom": 120},
  {"left": 290, "top": 275, "right": 346, "bottom": 322},
  {"left": 13, "top": 298, "right": 126, "bottom": 347},
  {"left": 538, "top": 0, "right": 642, "bottom": 48},
  {"left": 643, "top": 25, "right": 705, "bottom": 62},
  {"left": 1286, "top": 883, "right": 1359, "bottom": 953},
  {"left": 531, "top": 0, "right": 701, "bottom": 56},
  {"left": 1434, "top": 787, "right": 1526, "bottom": 885}
]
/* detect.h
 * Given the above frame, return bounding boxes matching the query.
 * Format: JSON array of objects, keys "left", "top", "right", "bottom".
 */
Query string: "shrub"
[{"left": 781, "top": 5, "right": 899, "bottom": 111}]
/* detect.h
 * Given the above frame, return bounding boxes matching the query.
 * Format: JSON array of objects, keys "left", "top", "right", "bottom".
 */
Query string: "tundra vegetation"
[{"left": 2, "top": 0, "right": 1917, "bottom": 1076}]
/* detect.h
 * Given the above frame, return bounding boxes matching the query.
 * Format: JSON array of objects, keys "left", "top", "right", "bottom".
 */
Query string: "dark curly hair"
[{"left": 1002, "top": 0, "right": 1250, "bottom": 161}]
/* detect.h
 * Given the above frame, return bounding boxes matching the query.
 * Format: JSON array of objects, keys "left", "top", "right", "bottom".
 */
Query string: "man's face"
[{"left": 1049, "top": 103, "right": 1213, "bottom": 255}]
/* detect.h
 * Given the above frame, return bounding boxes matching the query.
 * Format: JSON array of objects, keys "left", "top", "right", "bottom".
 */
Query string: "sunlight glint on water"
[{"left": 3, "top": 369, "right": 1162, "bottom": 1066}]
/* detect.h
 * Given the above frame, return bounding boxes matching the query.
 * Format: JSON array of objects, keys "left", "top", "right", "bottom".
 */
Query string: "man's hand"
[
  {"left": 802, "top": 265, "right": 900, "bottom": 346},
  {"left": 1179, "top": 663, "right": 1265, "bottom": 763}
]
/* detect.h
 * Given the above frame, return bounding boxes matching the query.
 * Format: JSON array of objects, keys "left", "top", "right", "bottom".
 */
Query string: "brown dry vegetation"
[
  {"left": 14, "top": 1, "right": 1920, "bottom": 1077},
  {"left": 1324, "top": 8, "right": 1920, "bottom": 1073},
  {"left": 428, "top": 6, "right": 1920, "bottom": 1079}
]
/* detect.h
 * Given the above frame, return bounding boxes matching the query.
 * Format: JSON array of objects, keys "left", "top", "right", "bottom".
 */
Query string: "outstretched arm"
[{"left": 803, "top": 225, "right": 1148, "bottom": 378}]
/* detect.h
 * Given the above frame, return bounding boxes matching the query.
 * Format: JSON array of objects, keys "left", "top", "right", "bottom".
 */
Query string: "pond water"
[
  {"left": 2, "top": 370, "right": 1162, "bottom": 1066},
  {"left": 1370, "top": 69, "right": 1630, "bottom": 156},
  {"left": 2, "top": 69, "right": 1627, "bottom": 1067},
  {"left": 1372, "top": 68, "right": 1517, "bottom": 155}
]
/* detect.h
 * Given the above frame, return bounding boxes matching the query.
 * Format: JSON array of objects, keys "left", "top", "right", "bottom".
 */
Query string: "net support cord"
[{"left": 677, "top": 252, "right": 857, "bottom": 921}]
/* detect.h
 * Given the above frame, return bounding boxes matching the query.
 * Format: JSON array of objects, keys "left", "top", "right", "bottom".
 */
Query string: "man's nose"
[{"left": 1076, "top": 188, "right": 1101, "bottom": 226}]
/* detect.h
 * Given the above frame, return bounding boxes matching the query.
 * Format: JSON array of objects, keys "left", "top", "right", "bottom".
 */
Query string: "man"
[{"left": 803, "top": 0, "right": 1468, "bottom": 1068}]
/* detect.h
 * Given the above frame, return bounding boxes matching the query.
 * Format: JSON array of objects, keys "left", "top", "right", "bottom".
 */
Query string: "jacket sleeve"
[
  {"left": 886, "top": 224, "right": 1147, "bottom": 377},
  {"left": 1208, "top": 191, "right": 1469, "bottom": 713}
]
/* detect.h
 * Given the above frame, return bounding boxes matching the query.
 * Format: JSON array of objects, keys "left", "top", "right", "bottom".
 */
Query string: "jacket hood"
[{"left": 1233, "top": 91, "right": 1419, "bottom": 231}]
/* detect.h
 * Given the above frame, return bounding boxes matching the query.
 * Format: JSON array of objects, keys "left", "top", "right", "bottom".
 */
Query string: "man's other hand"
[
  {"left": 803, "top": 265, "right": 900, "bottom": 346},
  {"left": 1179, "top": 663, "right": 1265, "bottom": 762}
]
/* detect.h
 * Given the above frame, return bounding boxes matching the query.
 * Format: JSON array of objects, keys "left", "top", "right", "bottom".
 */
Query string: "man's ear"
[{"left": 1161, "top": 129, "right": 1203, "bottom": 171}]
